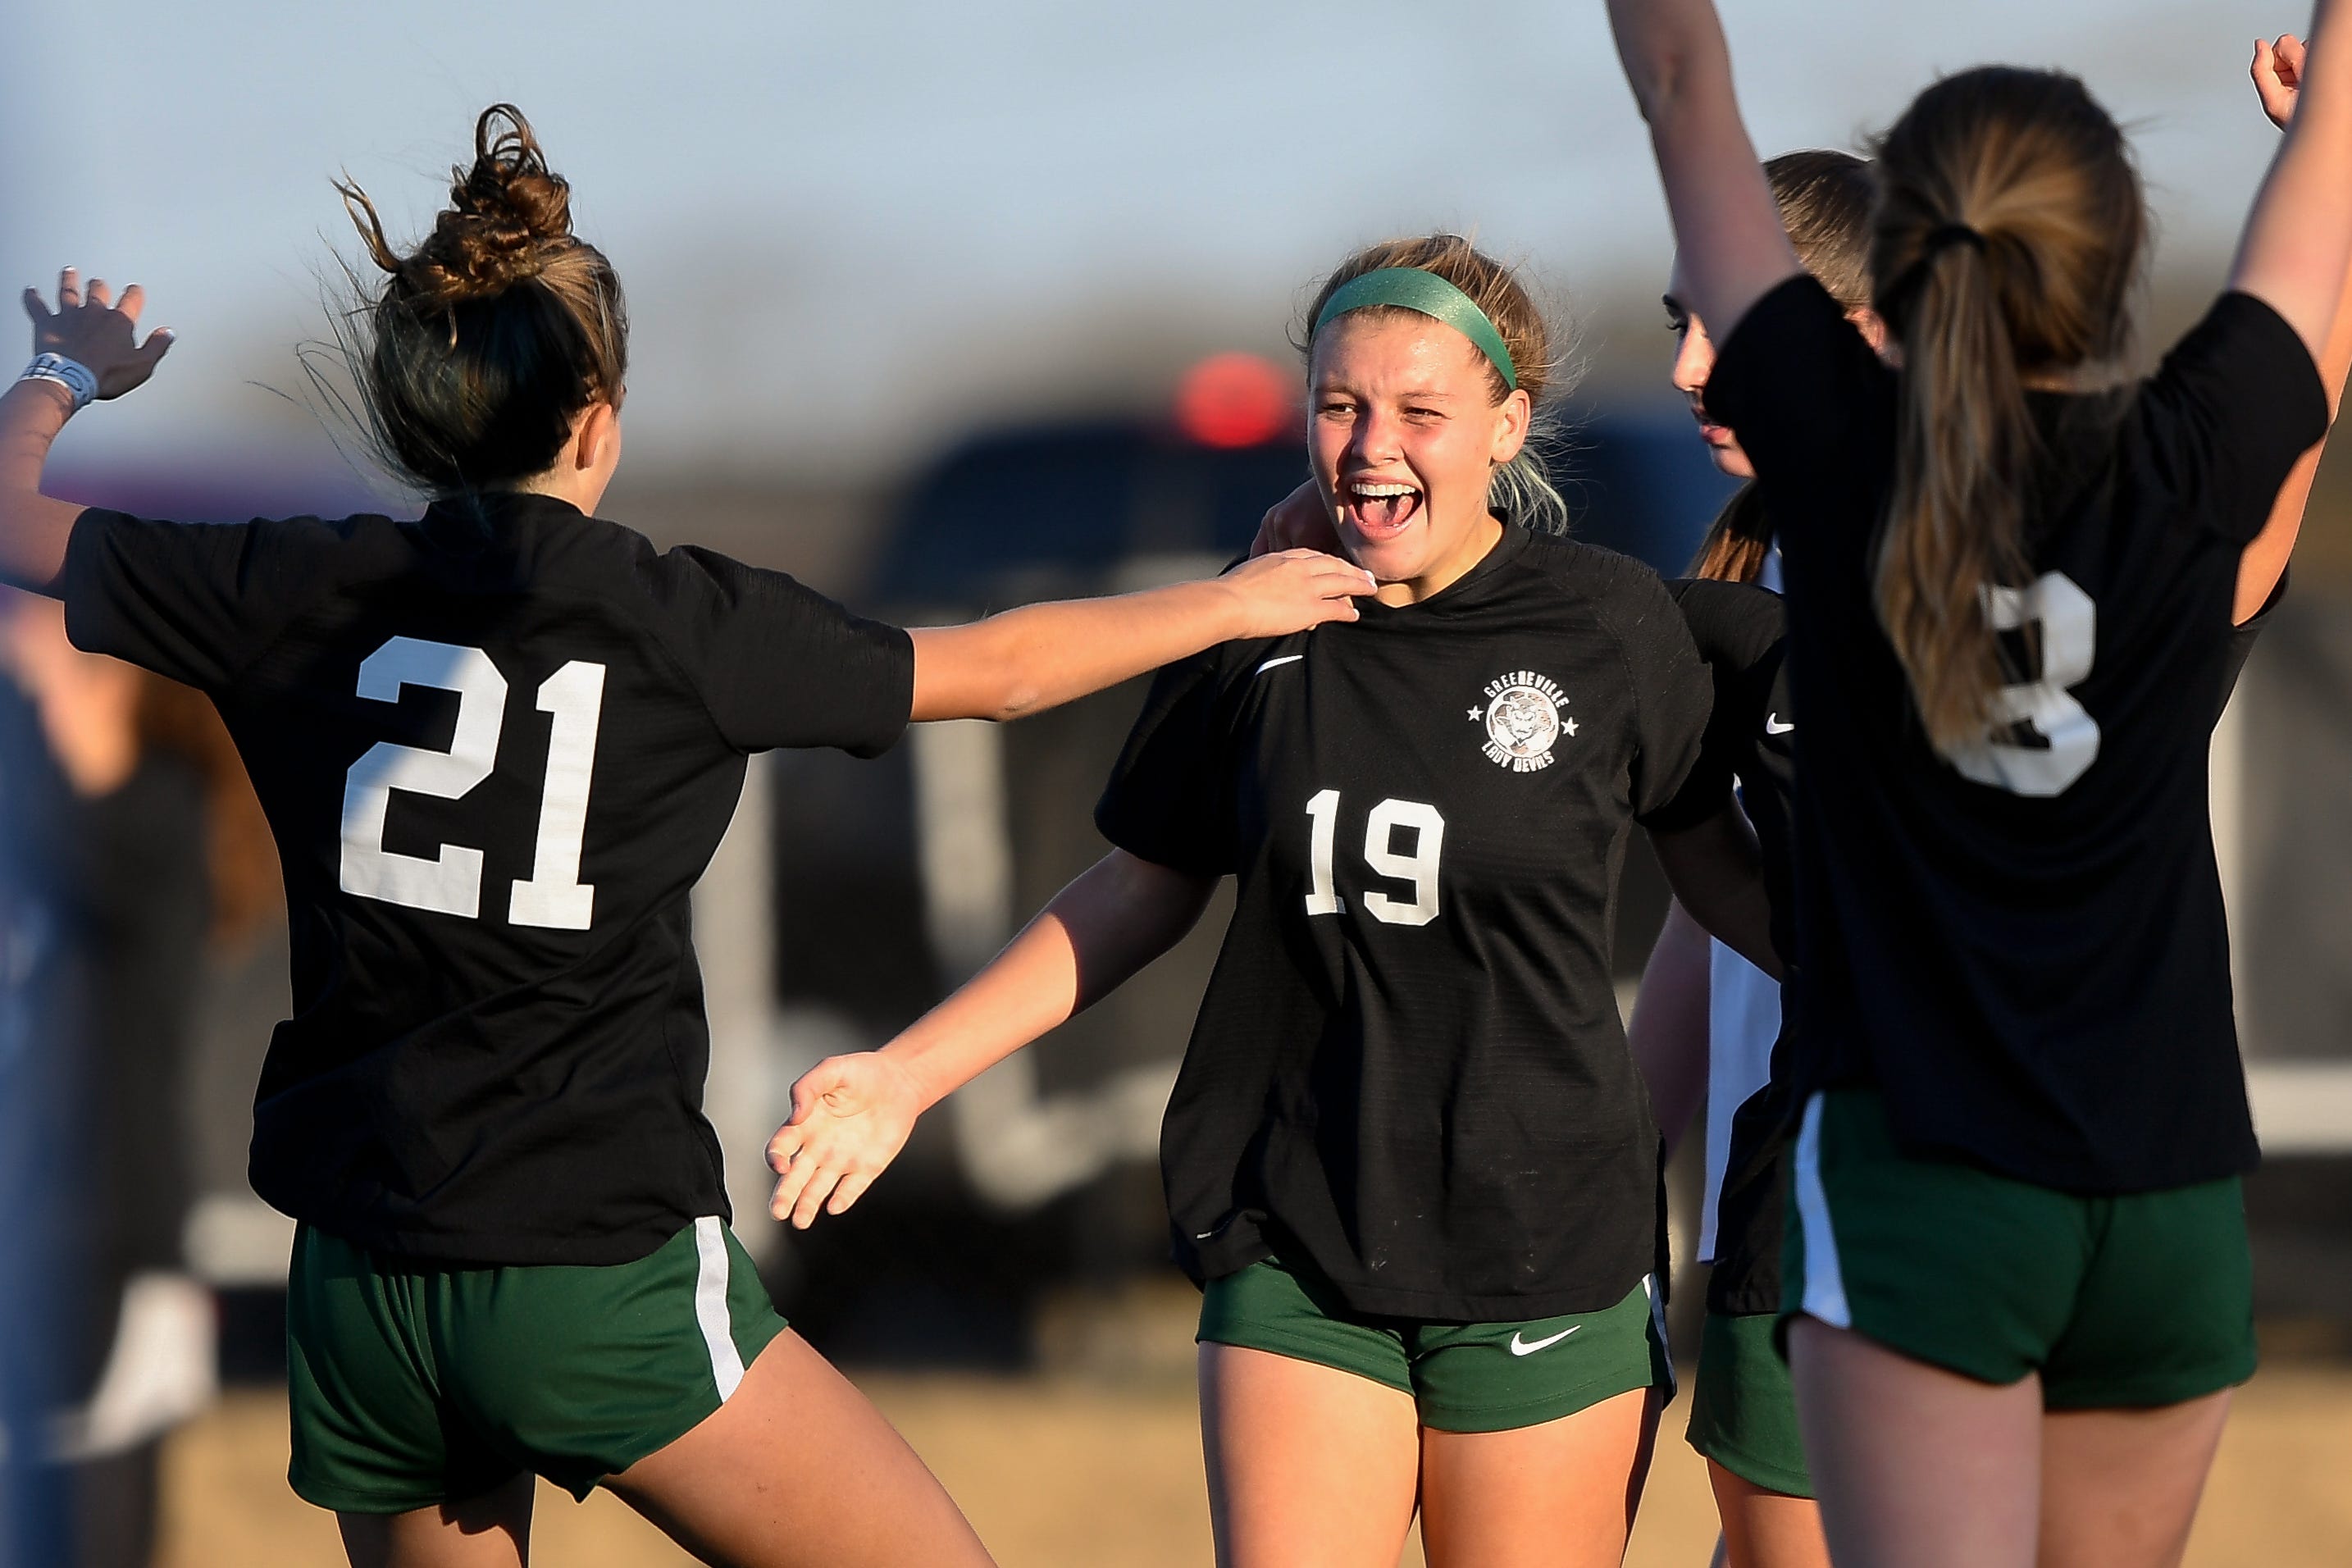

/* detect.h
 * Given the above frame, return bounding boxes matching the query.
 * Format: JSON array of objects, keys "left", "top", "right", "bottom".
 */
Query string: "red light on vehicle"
[{"left": 1175, "top": 353, "right": 1297, "bottom": 449}]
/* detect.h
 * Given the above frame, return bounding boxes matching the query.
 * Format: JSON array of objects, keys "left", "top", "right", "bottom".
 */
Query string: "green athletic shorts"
[
  {"left": 1198, "top": 1255, "right": 1673, "bottom": 1434},
  {"left": 1687, "top": 1311, "right": 1812, "bottom": 1497},
  {"left": 287, "top": 1217, "right": 787, "bottom": 1513},
  {"left": 1784, "top": 1088, "right": 2256, "bottom": 1410}
]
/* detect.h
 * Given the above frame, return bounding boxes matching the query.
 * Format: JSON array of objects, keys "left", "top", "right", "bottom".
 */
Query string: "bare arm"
[
  {"left": 1649, "top": 798, "right": 1781, "bottom": 982},
  {"left": 1627, "top": 899, "right": 1712, "bottom": 1159},
  {"left": 765, "top": 849, "right": 1217, "bottom": 1226},
  {"left": 2230, "top": 5, "right": 2352, "bottom": 363},
  {"left": 2240, "top": 34, "right": 2352, "bottom": 622},
  {"left": 1606, "top": 0, "right": 1801, "bottom": 349},
  {"left": 2, "top": 271, "right": 174, "bottom": 593},
  {"left": 906, "top": 549, "right": 1374, "bottom": 722}
]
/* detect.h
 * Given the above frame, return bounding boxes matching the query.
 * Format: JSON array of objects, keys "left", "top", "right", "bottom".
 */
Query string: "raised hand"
[
  {"left": 1218, "top": 547, "right": 1374, "bottom": 638},
  {"left": 2254, "top": 34, "right": 2308, "bottom": 130},
  {"left": 766, "top": 1051, "right": 928, "bottom": 1228},
  {"left": 22, "top": 267, "right": 173, "bottom": 401},
  {"left": 1247, "top": 479, "right": 1344, "bottom": 559}
]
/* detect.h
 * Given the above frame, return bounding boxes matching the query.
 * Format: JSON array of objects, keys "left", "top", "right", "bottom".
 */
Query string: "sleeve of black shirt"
[
  {"left": 60, "top": 509, "right": 340, "bottom": 692},
  {"left": 653, "top": 546, "right": 914, "bottom": 758},
  {"left": 2142, "top": 293, "right": 2330, "bottom": 546},
  {"left": 1095, "top": 648, "right": 1242, "bottom": 877},
  {"left": 1611, "top": 567, "right": 1731, "bottom": 833},
  {"left": 1670, "top": 577, "right": 1785, "bottom": 791}
]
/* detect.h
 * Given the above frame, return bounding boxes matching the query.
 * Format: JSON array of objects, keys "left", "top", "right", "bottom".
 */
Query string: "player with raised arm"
[
  {"left": 0, "top": 107, "right": 1374, "bottom": 1568},
  {"left": 767, "top": 234, "right": 1779, "bottom": 1568},
  {"left": 1608, "top": 4, "right": 2352, "bottom": 1566}
]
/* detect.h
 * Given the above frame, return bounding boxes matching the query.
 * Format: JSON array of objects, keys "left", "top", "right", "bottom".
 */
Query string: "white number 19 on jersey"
[{"left": 339, "top": 636, "right": 607, "bottom": 929}]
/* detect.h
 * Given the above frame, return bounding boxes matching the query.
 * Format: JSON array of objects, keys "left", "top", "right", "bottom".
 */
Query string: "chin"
[
  {"left": 1707, "top": 444, "right": 1756, "bottom": 482},
  {"left": 1338, "top": 527, "right": 1428, "bottom": 585}
]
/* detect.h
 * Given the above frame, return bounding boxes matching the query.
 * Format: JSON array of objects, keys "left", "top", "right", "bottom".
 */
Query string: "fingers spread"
[
  {"left": 84, "top": 278, "right": 112, "bottom": 312},
  {"left": 116, "top": 284, "right": 144, "bottom": 324},
  {"left": 57, "top": 268, "right": 80, "bottom": 308},
  {"left": 22, "top": 287, "right": 52, "bottom": 323}
]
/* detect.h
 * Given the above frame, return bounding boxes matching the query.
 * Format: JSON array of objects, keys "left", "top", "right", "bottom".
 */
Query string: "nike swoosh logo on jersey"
[
  {"left": 1765, "top": 713, "right": 1795, "bottom": 735},
  {"left": 1507, "top": 1325, "right": 1580, "bottom": 1356},
  {"left": 1255, "top": 654, "right": 1306, "bottom": 676}
]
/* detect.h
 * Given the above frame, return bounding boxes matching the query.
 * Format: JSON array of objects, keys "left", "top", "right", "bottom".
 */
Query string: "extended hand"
[
  {"left": 1247, "top": 479, "right": 1345, "bottom": 559},
  {"left": 1219, "top": 548, "right": 1374, "bottom": 639},
  {"left": 23, "top": 269, "right": 172, "bottom": 402},
  {"left": 766, "top": 1051, "right": 927, "bottom": 1228},
  {"left": 2254, "top": 34, "right": 2306, "bottom": 130}
]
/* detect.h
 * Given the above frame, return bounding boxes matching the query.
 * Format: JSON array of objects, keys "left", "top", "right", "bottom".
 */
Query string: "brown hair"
[
  {"left": 1298, "top": 235, "right": 1573, "bottom": 534},
  {"left": 1689, "top": 150, "right": 1878, "bottom": 584},
  {"left": 1869, "top": 68, "right": 2142, "bottom": 754},
  {"left": 332, "top": 105, "right": 628, "bottom": 497}
]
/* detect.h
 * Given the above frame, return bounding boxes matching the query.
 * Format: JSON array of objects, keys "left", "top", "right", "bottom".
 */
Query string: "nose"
[
  {"left": 1671, "top": 325, "right": 1714, "bottom": 400},
  {"left": 1350, "top": 403, "right": 1404, "bottom": 465}
]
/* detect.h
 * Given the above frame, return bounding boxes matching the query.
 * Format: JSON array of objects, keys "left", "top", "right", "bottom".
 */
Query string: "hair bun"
[{"left": 417, "top": 104, "right": 574, "bottom": 300}]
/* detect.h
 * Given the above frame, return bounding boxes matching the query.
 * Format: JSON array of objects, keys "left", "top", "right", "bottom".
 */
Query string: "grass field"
[{"left": 159, "top": 1357, "right": 2352, "bottom": 1566}]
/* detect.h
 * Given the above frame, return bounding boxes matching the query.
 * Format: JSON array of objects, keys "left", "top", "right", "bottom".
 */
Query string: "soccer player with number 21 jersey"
[{"left": 1, "top": 107, "right": 1374, "bottom": 1568}]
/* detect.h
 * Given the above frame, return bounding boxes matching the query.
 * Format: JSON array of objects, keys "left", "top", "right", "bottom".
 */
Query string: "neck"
[{"left": 1376, "top": 511, "right": 1506, "bottom": 606}]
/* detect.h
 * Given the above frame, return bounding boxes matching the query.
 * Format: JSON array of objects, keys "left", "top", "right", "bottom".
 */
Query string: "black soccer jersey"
[
  {"left": 1669, "top": 570, "right": 2286, "bottom": 1312},
  {"left": 1097, "top": 525, "right": 1728, "bottom": 1321},
  {"left": 1707, "top": 276, "right": 2327, "bottom": 1194},
  {"left": 61, "top": 492, "right": 914, "bottom": 1265}
]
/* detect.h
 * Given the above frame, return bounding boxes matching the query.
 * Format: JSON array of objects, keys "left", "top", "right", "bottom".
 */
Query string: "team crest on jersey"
[{"left": 1471, "top": 671, "right": 1575, "bottom": 773}]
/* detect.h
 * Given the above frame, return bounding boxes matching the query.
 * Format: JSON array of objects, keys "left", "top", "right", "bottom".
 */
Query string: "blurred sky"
[{"left": 5, "top": 0, "right": 2308, "bottom": 493}]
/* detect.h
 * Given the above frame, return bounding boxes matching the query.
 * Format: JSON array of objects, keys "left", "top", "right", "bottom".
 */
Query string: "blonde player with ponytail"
[{"left": 1609, "top": 5, "right": 2352, "bottom": 1567}]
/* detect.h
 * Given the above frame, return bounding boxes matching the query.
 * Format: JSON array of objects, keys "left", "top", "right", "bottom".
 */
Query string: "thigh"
[
  {"left": 605, "top": 1329, "right": 994, "bottom": 1568},
  {"left": 1416, "top": 1387, "right": 1659, "bottom": 1568},
  {"left": 1198, "top": 1342, "right": 1421, "bottom": 1568},
  {"left": 335, "top": 1471, "right": 534, "bottom": 1568},
  {"left": 1706, "top": 1461, "right": 1829, "bottom": 1568},
  {"left": 2038, "top": 1392, "right": 2231, "bottom": 1568},
  {"left": 1787, "top": 1315, "right": 2043, "bottom": 1568}
]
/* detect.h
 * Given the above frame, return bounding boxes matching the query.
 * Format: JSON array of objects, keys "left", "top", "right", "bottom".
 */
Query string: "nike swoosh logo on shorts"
[
  {"left": 1255, "top": 654, "right": 1306, "bottom": 676},
  {"left": 1508, "top": 1325, "right": 1580, "bottom": 1356},
  {"left": 1765, "top": 713, "right": 1795, "bottom": 735}
]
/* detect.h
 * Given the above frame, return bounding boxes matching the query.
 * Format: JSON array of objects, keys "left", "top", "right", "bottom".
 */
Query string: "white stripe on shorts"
[
  {"left": 1792, "top": 1094, "right": 1853, "bottom": 1329},
  {"left": 692, "top": 1217, "right": 747, "bottom": 1402},
  {"left": 1642, "top": 1272, "right": 1676, "bottom": 1383}
]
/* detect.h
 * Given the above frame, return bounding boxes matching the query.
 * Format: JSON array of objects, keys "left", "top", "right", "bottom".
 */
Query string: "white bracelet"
[{"left": 21, "top": 353, "right": 98, "bottom": 410}]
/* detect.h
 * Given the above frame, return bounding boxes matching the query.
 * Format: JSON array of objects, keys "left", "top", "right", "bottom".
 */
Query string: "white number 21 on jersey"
[
  {"left": 339, "top": 636, "right": 607, "bottom": 929},
  {"left": 1949, "top": 571, "right": 2100, "bottom": 798}
]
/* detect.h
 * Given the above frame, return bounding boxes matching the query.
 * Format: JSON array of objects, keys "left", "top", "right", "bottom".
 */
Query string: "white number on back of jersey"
[
  {"left": 1301, "top": 791, "right": 1447, "bottom": 927},
  {"left": 1949, "top": 572, "right": 2100, "bottom": 798},
  {"left": 340, "top": 637, "right": 608, "bottom": 928}
]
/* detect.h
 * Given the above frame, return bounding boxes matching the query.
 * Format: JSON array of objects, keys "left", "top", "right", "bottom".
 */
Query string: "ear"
[
  {"left": 573, "top": 399, "right": 622, "bottom": 474},
  {"left": 1489, "top": 386, "right": 1533, "bottom": 466},
  {"left": 1849, "top": 306, "right": 1890, "bottom": 358}
]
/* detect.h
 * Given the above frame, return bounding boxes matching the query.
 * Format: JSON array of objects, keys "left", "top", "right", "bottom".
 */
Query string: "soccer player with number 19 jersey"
[
  {"left": 771, "top": 235, "right": 1778, "bottom": 1568},
  {"left": 0, "top": 108, "right": 1374, "bottom": 1568}
]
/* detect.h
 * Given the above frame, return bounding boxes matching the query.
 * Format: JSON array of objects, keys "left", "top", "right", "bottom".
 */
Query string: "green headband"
[{"left": 1311, "top": 267, "right": 1520, "bottom": 391}]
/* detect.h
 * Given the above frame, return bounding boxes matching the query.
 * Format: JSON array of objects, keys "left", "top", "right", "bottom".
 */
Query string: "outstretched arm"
[
  {"left": 906, "top": 548, "right": 1372, "bottom": 722},
  {"left": 2231, "top": 5, "right": 2352, "bottom": 364},
  {"left": 2239, "top": 33, "right": 2352, "bottom": 622},
  {"left": 1607, "top": 0, "right": 1801, "bottom": 349},
  {"left": 1, "top": 270, "right": 174, "bottom": 593},
  {"left": 766, "top": 849, "right": 1217, "bottom": 1226}
]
